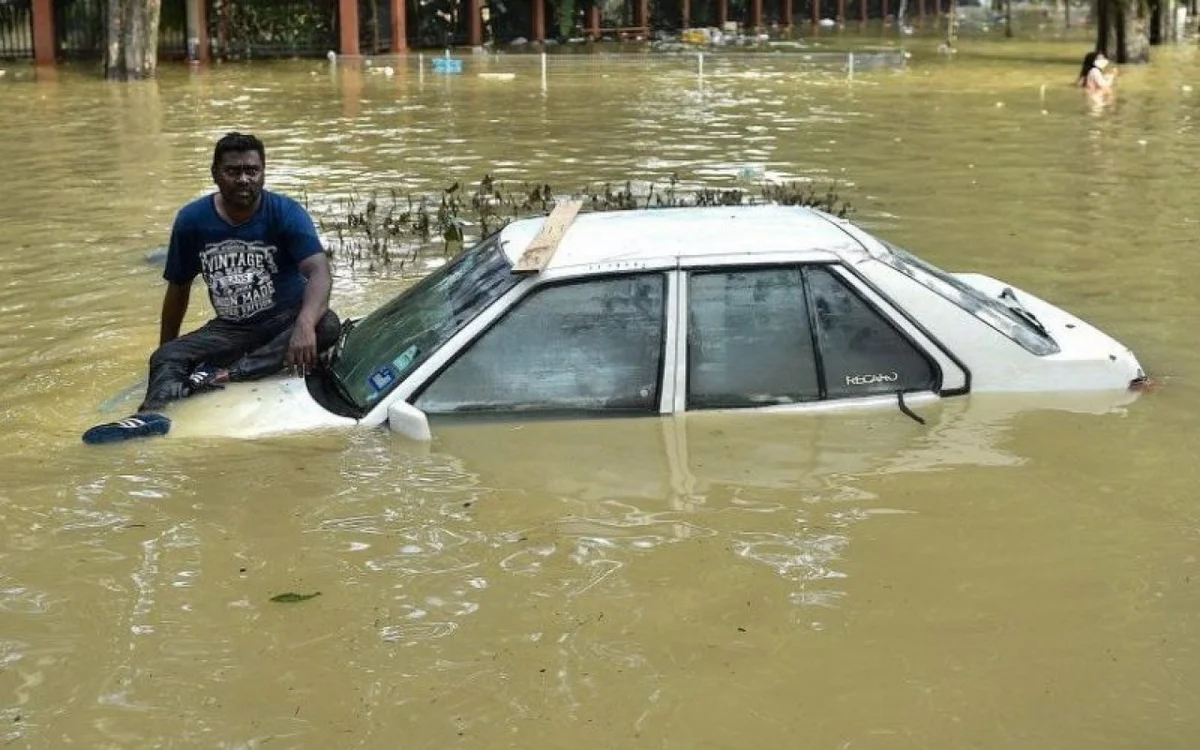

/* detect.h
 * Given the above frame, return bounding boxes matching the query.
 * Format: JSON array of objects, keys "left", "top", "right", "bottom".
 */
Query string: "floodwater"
[{"left": 3, "top": 36, "right": 1200, "bottom": 748}]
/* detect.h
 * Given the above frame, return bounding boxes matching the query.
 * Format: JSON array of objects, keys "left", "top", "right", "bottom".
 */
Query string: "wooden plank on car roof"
[{"left": 512, "top": 199, "right": 583, "bottom": 273}]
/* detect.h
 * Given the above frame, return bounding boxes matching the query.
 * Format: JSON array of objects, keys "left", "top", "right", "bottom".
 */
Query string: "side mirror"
[{"left": 386, "top": 400, "right": 432, "bottom": 441}]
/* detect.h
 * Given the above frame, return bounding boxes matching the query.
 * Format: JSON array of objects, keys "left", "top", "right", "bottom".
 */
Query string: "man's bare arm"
[
  {"left": 287, "top": 253, "right": 333, "bottom": 368},
  {"left": 159, "top": 282, "right": 191, "bottom": 345},
  {"left": 296, "top": 253, "right": 332, "bottom": 328}
]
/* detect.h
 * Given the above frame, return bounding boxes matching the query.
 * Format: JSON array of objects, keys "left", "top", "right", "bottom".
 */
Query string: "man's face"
[{"left": 213, "top": 150, "right": 265, "bottom": 210}]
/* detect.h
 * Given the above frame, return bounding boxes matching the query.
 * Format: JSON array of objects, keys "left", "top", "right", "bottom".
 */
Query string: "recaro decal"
[{"left": 845, "top": 372, "right": 899, "bottom": 386}]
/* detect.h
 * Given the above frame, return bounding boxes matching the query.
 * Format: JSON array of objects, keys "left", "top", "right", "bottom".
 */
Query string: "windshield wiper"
[
  {"left": 998, "top": 287, "right": 1050, "bottom": 338},
  {"left": 318, "top": 366, "right": 362, "bottom": 415},
  {"left": 328, "top": 317, "right": 357, "bottom": 366}
]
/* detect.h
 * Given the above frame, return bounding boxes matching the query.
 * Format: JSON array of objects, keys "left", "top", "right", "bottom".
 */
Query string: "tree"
[
  {"left": 1095, "top": 0, "right": 1150, "bottom": 63},
  {"left": 106, "top": 0, "right": 164, "bottom": 79},
  {"left": 554, "top": 0, "right": 574, "bottom": 39}
]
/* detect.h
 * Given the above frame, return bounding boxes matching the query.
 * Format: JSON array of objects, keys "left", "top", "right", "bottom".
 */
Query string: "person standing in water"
[{"left": 1077, "top": 50, "right": 1118, "bottom": 93}]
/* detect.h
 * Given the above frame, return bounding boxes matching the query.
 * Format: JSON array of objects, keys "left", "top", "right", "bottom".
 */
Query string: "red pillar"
[
  {"left": 390, "top": 0, "right": 407, "bottom": 51},
  {"left": 681, "top": 0, "right": 690, "bottom": 27},
  {"left": 338, "top": 0, "right": 359, "bottom": 55},
  {"left": 468, "top": 0, "right": 481, "bottom": 45},
  {"left": 588, "top": 2, "right": 600, "bottom": 35},
  {"left": 752, "top": 0, "right": 762, "bottom": 28},
  {"left": 197, "top": 0, "right": 211, "bottom": 63},
  {"left": 31, "top": 0, "right": 55, "bottom": 65},
  {"left": 533, "top": 0, "right": 545, "bottom": 41}
]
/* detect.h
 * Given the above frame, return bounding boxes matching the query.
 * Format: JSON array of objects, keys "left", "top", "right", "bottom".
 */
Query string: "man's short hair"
[{"left": 212, "top": 132, "right": 266, "bottom": 170}]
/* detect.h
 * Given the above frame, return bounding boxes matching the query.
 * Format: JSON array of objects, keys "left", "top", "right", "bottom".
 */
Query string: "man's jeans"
[{"left": 141, "top": 306, "right": 341, "bottom": 411}]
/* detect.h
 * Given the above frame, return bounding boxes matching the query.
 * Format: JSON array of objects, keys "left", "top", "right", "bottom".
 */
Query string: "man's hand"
[
  {"left": 289, "top": 252, "right": 333, "bottom": 374},
  {"left": 286, "top": 318, "right": 318, "bottom": 371}
]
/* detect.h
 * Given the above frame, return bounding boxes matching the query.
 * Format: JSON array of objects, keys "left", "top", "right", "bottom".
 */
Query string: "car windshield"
[
  {"left": 330, "top": 236, "right": 522, "bottom": 410},
  {"left": 879, "top": 242, "right": 1060, "bottom": 356}
]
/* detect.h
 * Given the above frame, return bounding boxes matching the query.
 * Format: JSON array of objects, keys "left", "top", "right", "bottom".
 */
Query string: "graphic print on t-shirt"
[{"left": 199, "top": 239, "right": 282, "bottom": 321}]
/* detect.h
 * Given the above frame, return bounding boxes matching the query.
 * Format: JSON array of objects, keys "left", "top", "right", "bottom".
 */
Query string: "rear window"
[{"left": 879, "top": 242, "right": 1060, "bottom": 356}]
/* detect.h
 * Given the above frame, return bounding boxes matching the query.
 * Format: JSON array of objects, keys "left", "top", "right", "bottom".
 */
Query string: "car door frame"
[
  {"left": 661, "top": 255, "right": 968, "bottom": 416},
  {"left": 361, "top": 258, "right": 683, "bottom": 427}
]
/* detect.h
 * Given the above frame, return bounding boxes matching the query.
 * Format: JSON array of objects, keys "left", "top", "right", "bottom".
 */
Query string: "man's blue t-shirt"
[{"left": 163, "top": 190, "right": 324, "bottom": 324}]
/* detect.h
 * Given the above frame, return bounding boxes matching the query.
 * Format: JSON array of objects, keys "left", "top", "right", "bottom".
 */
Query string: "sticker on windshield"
[
  {"left": 392, "top": 345, "right": 419, "bottom": 374},
  {"left": 368, "top": 364, "right": 398, "bottom": 395}
]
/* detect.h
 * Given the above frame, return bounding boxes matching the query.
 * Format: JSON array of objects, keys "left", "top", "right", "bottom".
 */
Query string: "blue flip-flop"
[{"left": 82, "top": 413, "right": 172, "bottom": 445}]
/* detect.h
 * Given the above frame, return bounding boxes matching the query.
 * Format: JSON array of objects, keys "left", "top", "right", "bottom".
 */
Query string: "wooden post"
[
  {"left": 638, "top": 0, "right": 649, "bottom": 32},
  {"left": 783, "top": 0, "right": 792, "bottom": 27},
  {"left": 860, "top": 0, "right": 866, "bottom": 24},
  {"left": 185, "top": 0, "right": 211, "bottom": 62},
  {"left": 882, "top": 0, "right": 889, "bottom": 23},
  {"left": 682, "top": 0, "right": 690, "bottom": 27},
  {"left": 468, "top": 0, "right": 482, "bottom": 46},
  {"left": 918, "top": 0, "right": 925, "bottom": 24},
  {"left": 31, "top": 0, "right": 55, "bottom": 65},
  {"left": 588, "top": 2, "right": 600, "bottom": 36},
  {"left": 837, "top": 0, "right": 844, "bottom": 23},
  {"left": 198, "top": 0, "right": 210, "bottom": 62},
  {"left": 390, "top": 0, "right": 407, "bottom": 51},
  {"left": 812, "top": 0, "right": 820, "bottom": 25},
  {"left": 718, "top": 0, "right": 728, "bottom": 27},
  {"left": 533, "top": 0, "right": 545, "bottom": 41},
  {"left": 752, "top": 0, "right": 762, "bottom": 29},
  {"left": 338, "top": 0, "right": 360, "bottom": 55},
  {"left": 217, "top": 0, "right": 228, "bottom": 57}
]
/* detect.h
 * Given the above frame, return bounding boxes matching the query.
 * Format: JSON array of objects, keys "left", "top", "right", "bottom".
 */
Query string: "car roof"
[{"left": 495, "top": 204, "right": 876, "bottom": 271}]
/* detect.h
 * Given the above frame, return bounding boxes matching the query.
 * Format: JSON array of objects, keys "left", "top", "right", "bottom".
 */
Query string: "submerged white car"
[{"left": 149, "top": 203, "right": 1146, "bottom": 441}]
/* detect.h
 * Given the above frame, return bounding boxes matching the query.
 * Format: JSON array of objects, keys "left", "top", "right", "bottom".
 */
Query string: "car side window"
[
  {"left": 687, "top": 268, "right": 821, "bottom": 409},
  {"left": 414, "top": 274, "right": 666, "bottom": 415},
  {"left": 805, "top": 266, "right": 937, "bottom": 397}
]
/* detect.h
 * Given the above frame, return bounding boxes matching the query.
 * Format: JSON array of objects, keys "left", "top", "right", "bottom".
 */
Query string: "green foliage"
[
  {"left": 554, "top": 0, "right": 574, "bottom": 40},
  {"left": 0, "top": 3, "right": 29, "bottom": 38},
  {"left": 213, "top": 0, "right": 336, "bottom": 59},
  {"left": 309, "top": 173, "right": 854, "bottom": 274}
]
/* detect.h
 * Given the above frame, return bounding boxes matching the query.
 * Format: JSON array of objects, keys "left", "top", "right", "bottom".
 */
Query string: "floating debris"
[{"left": 269, "top": 591, "right": 322, "bottom": 603}]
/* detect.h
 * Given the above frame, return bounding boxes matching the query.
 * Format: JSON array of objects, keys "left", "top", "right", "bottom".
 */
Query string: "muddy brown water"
[{"left": 2, "top": 38, "right": 1199, "bottom": 748}]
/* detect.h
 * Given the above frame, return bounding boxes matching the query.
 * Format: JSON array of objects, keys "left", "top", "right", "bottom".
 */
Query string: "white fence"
[{"left": 338, "top": 47, "right": 910, "bottom": 87}]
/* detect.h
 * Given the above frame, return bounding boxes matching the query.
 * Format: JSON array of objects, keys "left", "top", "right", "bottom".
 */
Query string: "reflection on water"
[{"left": 2, "top": 39, "right": 1200, "bottom": 747}]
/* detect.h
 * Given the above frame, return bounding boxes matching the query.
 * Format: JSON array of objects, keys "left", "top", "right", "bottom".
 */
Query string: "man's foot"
[
  {"left": 82, "top": 413, "right": 172, "bottom": 445},
  {"left": 187, "top": 366, "right": 229, "bottom": 395}
]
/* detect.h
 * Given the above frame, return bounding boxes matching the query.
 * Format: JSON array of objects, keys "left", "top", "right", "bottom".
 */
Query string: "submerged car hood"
[{"left": 155, "top": 376, "right": 357, "bottom": 439}]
